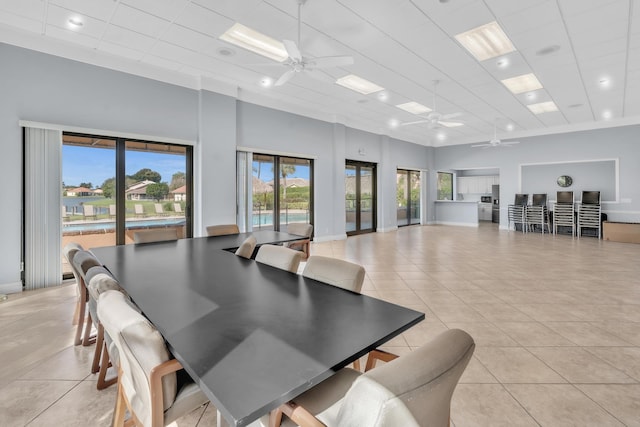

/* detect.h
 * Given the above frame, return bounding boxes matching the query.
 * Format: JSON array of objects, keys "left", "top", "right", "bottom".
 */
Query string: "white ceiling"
[{"left": 1, "top": 0, "right": 638, "bottom": 146}]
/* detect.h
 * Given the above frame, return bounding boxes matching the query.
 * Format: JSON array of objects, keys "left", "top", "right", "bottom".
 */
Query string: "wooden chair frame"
[
  {"left": 269, "top": 349, "right": 400, "bottom": 427},
  {"left": 112, "top": 359, "right": 183, "bottom": 427}
]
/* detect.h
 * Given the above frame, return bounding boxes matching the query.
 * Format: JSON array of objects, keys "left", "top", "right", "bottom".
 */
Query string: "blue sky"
[
  {"left": 252, "top": 161, "right": 310, "bottom": 182},
  {"left": 62, "top": 145, "right": 186, "bottom": 188}
]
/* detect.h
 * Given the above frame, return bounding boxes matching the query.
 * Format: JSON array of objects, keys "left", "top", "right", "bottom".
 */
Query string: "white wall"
[
  {"left": 0, "top": 43, "right": 433, "bottom": 291},
  {"left": 434, "top": 126, "right": 640, "bottom": 226}
]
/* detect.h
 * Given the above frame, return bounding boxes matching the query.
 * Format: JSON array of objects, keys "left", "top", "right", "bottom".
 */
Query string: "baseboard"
[
  {"left": 436, "top": 221, "right": 479, "bottom": 228},
  {"left": 377, "top": 226, "right": 398, "bottom": 233},
  {"left": 0, "top": 281, "right": 23, "bottom": 294},
  {"left": 312, "top": 233, "right": 347, "bottom": 243}
]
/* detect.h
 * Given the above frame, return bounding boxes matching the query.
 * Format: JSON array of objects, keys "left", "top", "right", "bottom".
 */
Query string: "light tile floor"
[{"left": 1, "top": 223, "right": 639, "bottom": 426}]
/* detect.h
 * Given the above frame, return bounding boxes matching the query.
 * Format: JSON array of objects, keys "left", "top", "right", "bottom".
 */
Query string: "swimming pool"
[{"left": 63, "top": 218, "right": 185, "bottom": 233}]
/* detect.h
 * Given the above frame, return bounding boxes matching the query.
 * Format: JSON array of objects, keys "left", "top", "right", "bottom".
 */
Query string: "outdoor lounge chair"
[
  {"left": 154, "top": 203, "right": 168, "bottom": 216},
  {"left": 83, "top": 204, "right": 97, "bottom": 220},
  {"left": 134, "top": 204, "right": 146, "bottom": 217}
]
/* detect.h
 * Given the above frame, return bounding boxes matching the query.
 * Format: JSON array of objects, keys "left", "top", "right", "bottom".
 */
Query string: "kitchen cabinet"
[{"left": 457, "top": 176, "right": 499, "bottom": 194}]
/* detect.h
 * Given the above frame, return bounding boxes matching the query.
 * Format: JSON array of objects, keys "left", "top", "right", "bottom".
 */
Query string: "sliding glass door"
[
  {"left": 397, "top": 169, "right": 421, "bottom": 227},
  {"left": 346, "top": 160, "right": 376, "bottom": 235},
  {"left": 62, "top": 133, "right": 192, "bottom": 275},
  {"left": 251, "top": 153, "right": 313, "bottom": 231}
]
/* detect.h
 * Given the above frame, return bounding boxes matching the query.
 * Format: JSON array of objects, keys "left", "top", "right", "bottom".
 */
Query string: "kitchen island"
[{"left": 434, "top": 200, "right": 480, "bottom": 227}]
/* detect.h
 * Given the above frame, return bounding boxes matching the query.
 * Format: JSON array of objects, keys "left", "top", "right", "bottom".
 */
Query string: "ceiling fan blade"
[
  {"left": 437, "top": 121, "right": 464, "bottom": 128},
  {"left": 400, "top": 119, "right": 430, "bottom": 126},
  {"left": 471, "top": 143, "right": 491, "bottom": 148},
  {"left": 501, "top": 141, "right": 520, "bottom": 145},
  {"left": 306, "top": 55, "right": 354, "bottom": 69},
  {"left": 282, "top": 40, "right": 302, "bottom": 62},
  {"left": 275, "top": 69, "right": 296, "bottom": 86},
  {"left": 440, "top": 112, "right": 463, "bottom": 120}
]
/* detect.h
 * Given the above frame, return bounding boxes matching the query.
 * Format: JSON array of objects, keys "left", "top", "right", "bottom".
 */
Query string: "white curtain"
[
  {"left": 24, "top": 127, "right": 62, "bottom": 289},
  {"left": 236, "top": 151, "right": 253, "bottom": 232}
]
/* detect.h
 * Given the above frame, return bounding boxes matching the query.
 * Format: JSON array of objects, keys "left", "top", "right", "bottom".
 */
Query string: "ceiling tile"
[
  {"left": 46, "top": 4, "right": 107, "bottom": 39},
  {"left": 50, "top": 0, "right": 117, "bottom": 21},
  {"left": 120, "top": 0, "right": 190, "bottom": 21},
  {"left": 111, "top": 3, "right": 170, "bottom": 38},
  {"left": 102, "top": 25, "right": 156, "bottom": 52}
]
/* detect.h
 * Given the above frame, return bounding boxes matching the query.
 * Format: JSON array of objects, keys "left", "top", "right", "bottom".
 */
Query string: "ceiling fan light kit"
[{"left": 472, "top": 119, "right": 520, "bottom": 148}]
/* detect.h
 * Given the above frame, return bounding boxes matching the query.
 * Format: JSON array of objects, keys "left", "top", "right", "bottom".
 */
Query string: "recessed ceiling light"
[
  {"left": 506, "top": 123, "right": 515, "bottom": 131},
  {"left": 335, "top": 74, "right": 384, "bottom": 95},
  {"left": 260, "top": 77, "right": 273, "bottom": 88},
  {"left": 436, "top": 132, "right": 447, "bottom": 141},
  {"left": 602, "top": 110, "right": 613, "bottom": 120},
  {"left": 599, "top": 77, "right": 611, "bottom": 88},
  {"left": 377, "top": 91, "right": 389, "bottom": 101},
  {"left": 527, "top": 101, "right": 558, "bottom": 114},
  {"left": 501, "top": 73, "right": 543, "bottom": 94},
  {"left": 568, "top": 103, "right": 583, "bottom": 109},
  {"left": 535, "top": 44, "right": 560, "bottom": 56},
  {"left": 496, "top": 57, "right": 510, "bottom": 68},
  {"left": 396, "top": 102, "right": 431, "bottom": 115},
  {"left": 455, "top": 21, "right": 516, "bottom": 61},
  {"left": 526, "top": 92, "right": 537, "bottom": 100},
  {"left": 67, "top": 17, "right": 83, "bottom": 28},
  {"left": 220, "top": 23, "right": 287, "bottom": 62},
  {"left": 439, "top": 121, "right": 464, "bottom": 128},
  {"left": 357, "top": 99, "right": 369, "bottom": 104},
  {"left": 388, "top": 119, "right": 400, "bottom": 128}
]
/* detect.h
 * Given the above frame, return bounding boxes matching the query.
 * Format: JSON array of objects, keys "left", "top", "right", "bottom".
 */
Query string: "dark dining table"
[{"left": 91, "top": 231, "right": 424, "bottom": 426}]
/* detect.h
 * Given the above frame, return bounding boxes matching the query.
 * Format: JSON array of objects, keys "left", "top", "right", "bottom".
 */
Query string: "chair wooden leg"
[
  {"left": 353, "top": 358, "right": 361, "bottom": 372},
  {"left": 82, "top": 312, "right": 97, "bottom": 346},
  {"left": 74, "top": 299, "right": 86, "bottom": 346},
  {"left": 72, "top": 297, "right": 80, "bottom": 325},
  {"left": 97, "top": 341, "right": 117, "bottom": 390},
  {"left": 112, "top": 372, "right": 127, "bottom": 427},
  {"left": 92, "top": 324, "right": 104, "bottom": 374},
  {"left": 269, "top": 408, "right": 284, "bottom": 427}
]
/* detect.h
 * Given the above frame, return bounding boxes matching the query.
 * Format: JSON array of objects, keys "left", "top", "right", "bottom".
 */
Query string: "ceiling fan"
[
  {"left": 472, "top": 120, "right": 520, "bottom": 148},
  {"left": 400, "top": 80, "right": 464, "bottom": 129},
  {"left": 273, "top": 0, "right": 354, "bottom": 86}
]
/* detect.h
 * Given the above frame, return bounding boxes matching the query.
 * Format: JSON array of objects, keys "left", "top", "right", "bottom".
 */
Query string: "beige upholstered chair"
[
  {"left": 98, "top": 290, "right": 209, "bottom": 427},
  {"left": 206, "top": 223, "right": 240, "bottom": 236},
  {"left": 267, "top": 329, "right": 475, "bottom": 427},
  {"left": 133, "top": 228, "right": 178, "bottom": 244},
  {"left": 284, "top": 223, "right": 313, "bottom": 259},
  {"left": 85, "top": 266, "right": 124, "bottom": 390},
  {"left": 70, "top": 249, "right": 102, "bottom": 346},
  {"left": 255, "top": 245, "right": 302, "bottom": 273},
  {"left": 302, "top": 256, "right": 365, "bottom": 293},
  {"left": 63, "top": 242, "right": 84, "bottom": 328},
  {"left": 235, "top": 235, "right": 258, "bottom": 259}
]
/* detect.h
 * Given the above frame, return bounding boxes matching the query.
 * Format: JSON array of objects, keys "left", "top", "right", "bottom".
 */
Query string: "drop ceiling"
[{"left": 1, "top": 0, "right": 638, "bottom": 147}]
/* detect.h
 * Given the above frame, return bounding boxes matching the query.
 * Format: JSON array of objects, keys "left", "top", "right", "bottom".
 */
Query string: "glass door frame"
[
  {"left": 64, "top": 131, "right": 193, "bottom": 245},
  {"left": 346, "top": 160, "right": 377, "bottom": 236},
  {"left": 397, "top": 168, "right": 420, "bottom": 227}
]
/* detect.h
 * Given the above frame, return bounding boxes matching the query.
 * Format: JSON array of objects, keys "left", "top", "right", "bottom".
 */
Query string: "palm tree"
[{"left": 280, "top": 164, "right": 296, "bottom": 213}]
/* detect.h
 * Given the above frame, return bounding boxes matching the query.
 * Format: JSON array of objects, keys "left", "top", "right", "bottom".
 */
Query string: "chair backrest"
[
  {"left": 557, "top": 191, "right": 574, "bottom": 204},
  {"left": 173, "top": 203, "right": 183, "bottom": 213},
  {"left": 287, "top": 223, "right": 313, "bottom": 238},
  {"left": 98, "top": 290, "right": 176, "bottom": 427},
  {"left": 303, "top": 256, "right": 365, "bottom": 293},
  {"left": 154, "top": 203, "right": 164, "bottom": 214},
  {"left": 109, "top": 204, "right": 116, "bottom": 216},
  {"left": 71, "top": 250, "right": 102, "bottom": 281},
  {"left": 63, "top": 242, "right": 84, "bottom": 282},
  {"left": 133, "top": 228, "right": 178, "bottom": 244},
  {"left": 255, "top": 244, "right": 302, "bottom": 273},
  {"left": 235, "top": 236, "right": 257, "bottom": 259},
  {"left": 532, "top": 194, "right": 547, "bottom": 206},
  {"left": 206, "top": 224, "right": 240, "bottom": 236},
  {"left": 336, "top": 329, "right": 475, "bottom": 427},
  {"left": 85, "top": 266, "right": 122, "bottom": 302},
  {"left": 135, "top": 204, "right": 145, "bottom": 215},
  {"left": 514, "top": 194, "right": 528, "bottom": 206}
]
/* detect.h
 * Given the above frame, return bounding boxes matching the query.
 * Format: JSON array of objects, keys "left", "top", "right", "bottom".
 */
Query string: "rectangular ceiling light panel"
[
  {"left": 220, "top": 23, "right": 288, "bottom": 62},
  {"left": 527, "top": 101, "right": 558, "bottom": 114},
  {"left": 396, "top": 102, "right": 432, "bottom": 114},
  {"left": 455, "top": 21, "right": 516, "bottom": 61},
  {"left": 336, "top": 74, "right": 384, "bottom": 95},
  {"left": 501, "top": 73, "right": 543, "bottom": 94}
]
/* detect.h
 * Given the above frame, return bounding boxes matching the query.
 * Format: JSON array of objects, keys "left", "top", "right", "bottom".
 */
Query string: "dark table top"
[{"left": 91, "top": 233, "right": 424, "bottom": 426}]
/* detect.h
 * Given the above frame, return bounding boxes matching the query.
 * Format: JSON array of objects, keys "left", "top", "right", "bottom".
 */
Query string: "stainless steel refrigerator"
[{"left": 491, "top": 185, "right": 500, "bottom": 223}]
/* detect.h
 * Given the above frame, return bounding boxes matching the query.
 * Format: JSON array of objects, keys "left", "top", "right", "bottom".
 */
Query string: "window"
[{"left": 437, "top": 172, "right": 453, "bottom": 201}]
